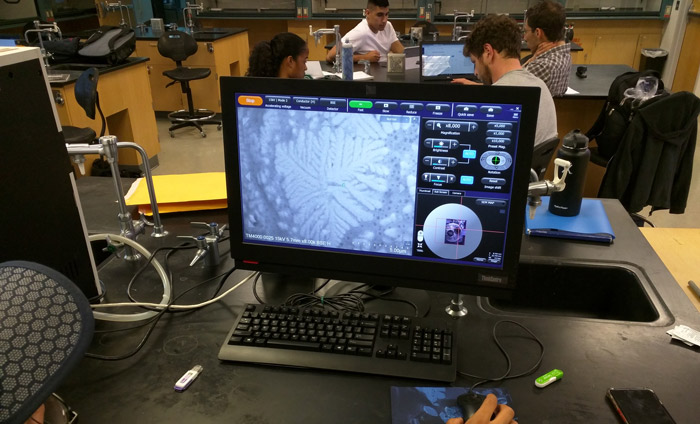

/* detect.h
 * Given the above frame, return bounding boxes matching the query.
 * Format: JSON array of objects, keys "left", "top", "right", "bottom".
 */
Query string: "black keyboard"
[{"left": 218, "top": 304, "right": 457, "bottom": 382}]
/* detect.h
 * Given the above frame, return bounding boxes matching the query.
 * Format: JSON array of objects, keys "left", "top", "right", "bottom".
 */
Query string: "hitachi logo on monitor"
[{"left": 478, "top": 274, "right": 507, "bottom": 285}]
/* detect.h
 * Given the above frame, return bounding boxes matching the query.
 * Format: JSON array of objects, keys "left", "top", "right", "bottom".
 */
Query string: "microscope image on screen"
[{"left": 237, "top": 107, "right": 419, "bottom": 255}]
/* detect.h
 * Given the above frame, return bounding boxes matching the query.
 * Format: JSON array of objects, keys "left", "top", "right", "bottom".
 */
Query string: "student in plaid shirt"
[{"left": 522, "top": 0, "right": 571, "bottom": 97}]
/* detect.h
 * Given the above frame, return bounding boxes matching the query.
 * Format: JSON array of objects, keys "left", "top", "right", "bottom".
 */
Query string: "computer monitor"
[
  {"left": 221, "top": 77, "right": 539, "bottom": 298},
  {"left": 420, "top": 41, "right": 476, "bottom": 81}
]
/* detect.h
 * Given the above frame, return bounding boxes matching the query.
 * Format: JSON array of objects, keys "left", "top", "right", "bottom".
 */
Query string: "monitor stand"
[{"left": 445, "top": 294, "right": 468, "bottom": 317}]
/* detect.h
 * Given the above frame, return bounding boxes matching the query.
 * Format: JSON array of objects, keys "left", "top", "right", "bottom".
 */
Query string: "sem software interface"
[{"left": 235, "top": 92, "right": 523, "bottom": 268}]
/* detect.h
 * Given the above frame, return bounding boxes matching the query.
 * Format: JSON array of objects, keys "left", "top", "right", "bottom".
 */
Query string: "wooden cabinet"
[
  {"left": 51, "top": 60, "right": 160, "bottom": 175},
  {"left": 135, "top": 30, "right": 250, "bottom": 113},
  {"left": 571, "top": 20, "right": 664, "bottom": 67}
]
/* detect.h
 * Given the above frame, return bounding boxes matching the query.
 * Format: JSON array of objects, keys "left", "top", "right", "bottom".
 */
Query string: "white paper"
[
  {"left": 305, "top": 61, "right": 324, "bottom": 79},
  {"left": 565, "top": 86, "right": 579, "bottom": 95},
  {"left": 666, "top": 324, "right": 700, "bottom": 347}
]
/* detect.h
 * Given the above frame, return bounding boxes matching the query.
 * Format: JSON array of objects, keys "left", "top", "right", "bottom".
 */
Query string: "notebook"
[
  {"left": 525, "top": 197, "right": 615, "bottom": 243},
  {"left": 419, "top": 40, "right": 476, "bottom": 82}
]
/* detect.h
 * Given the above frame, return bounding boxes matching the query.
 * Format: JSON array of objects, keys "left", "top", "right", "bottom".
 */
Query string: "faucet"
[
  {"left": 178, "top": 222, "right": 227, "bottom": 266},
  {"left": 66, "top": 136, "right": 168, "bottom": 261},
  {"left": 452, "top": 10, "right": 474, "bottom": 41},
  {"left": 24, "top": 21, "right": 62, "bottom": 69},
  {"left": 102, "top": 2, "right": 133, "bottom": 28},
  {"left": 310, "top": 24, "right": 342, "bottom": 73},
  {"left": 184, "top": 2, "right": 204, "bottom": 34},
  {"left": 527, "top": 158, "right": 571, "bottom": 219}
]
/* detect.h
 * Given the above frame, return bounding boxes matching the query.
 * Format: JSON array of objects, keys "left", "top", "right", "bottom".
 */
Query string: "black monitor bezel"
[{"left": 221, "top": 77, "right": 539, "bottom": 298}]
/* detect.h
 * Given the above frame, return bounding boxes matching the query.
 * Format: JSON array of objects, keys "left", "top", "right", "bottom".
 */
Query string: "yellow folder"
[{"left": 124, "top": 172, "right": 228, "bottom": 215}]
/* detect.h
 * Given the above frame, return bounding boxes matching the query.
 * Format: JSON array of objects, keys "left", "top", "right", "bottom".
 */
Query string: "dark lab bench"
[{"left": 56, "top": 199, "right": 700, "bottom": 423}]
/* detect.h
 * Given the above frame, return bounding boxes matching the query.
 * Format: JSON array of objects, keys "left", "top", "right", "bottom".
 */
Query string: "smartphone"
[{"left": 606, "top": 388, "right": 676, "bottom": 424}]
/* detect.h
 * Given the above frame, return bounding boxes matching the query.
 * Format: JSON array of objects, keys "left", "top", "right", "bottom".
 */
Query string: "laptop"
[{"left": 419, "top": 41, "right": 477, "bottom": 83}]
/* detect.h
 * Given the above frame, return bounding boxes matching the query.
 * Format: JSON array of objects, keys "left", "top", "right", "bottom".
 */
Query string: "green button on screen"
[{"left": 349, "top": 100, "right": 373, "bottom": 109}]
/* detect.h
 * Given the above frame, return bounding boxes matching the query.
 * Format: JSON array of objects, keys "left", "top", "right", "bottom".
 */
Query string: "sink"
[
  {"left": 49, "top": 63, "right": 109, "bottom": 71},
  {"left": 480, "top": 260, "right": 672, "bottom": 325}
]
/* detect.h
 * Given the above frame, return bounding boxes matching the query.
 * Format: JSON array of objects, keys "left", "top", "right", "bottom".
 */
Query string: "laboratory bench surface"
[{"left": 56, "top": 199, "right": 700, "bottom": 423}]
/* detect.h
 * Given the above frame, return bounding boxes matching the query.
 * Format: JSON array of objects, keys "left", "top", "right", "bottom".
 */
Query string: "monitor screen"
[
  {"left": 221, "top": 77, "right": 539, "bottom": 297},
  {"left": 420, "top": 41, "right": 475, "bottom": 80}
]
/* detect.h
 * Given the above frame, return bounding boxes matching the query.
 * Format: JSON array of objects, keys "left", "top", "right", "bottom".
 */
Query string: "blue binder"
[{"left": 525, "top": 197, "right": 615, "bottom": 243}]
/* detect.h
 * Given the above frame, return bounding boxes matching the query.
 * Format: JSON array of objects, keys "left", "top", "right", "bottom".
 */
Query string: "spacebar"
[{"left": 266, "top": 339, "right": 321, "bottom": 351}]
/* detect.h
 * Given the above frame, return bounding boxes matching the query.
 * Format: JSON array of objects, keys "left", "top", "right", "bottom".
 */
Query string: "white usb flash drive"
[{"left": 174, "top": 365, "right": 203, "bottom": 392}]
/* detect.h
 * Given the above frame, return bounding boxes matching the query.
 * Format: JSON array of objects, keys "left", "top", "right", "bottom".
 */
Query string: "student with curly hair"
[
  {"left": 456, "top": 14, "right": 558, "bottom": 146},
  {"left": 247, "top": 32, "right": 309, "bottom": 78}
]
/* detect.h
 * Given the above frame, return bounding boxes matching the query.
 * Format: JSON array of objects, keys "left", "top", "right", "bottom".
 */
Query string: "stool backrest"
[
  {"left": 158, "top": 30, "right": 198, "bottom": 65},
  {"left": 0, "top": 261, "right": 94, "bottom": 424},
  {"left": 531, "top": 136, "right": 560, "bottom": 180}
]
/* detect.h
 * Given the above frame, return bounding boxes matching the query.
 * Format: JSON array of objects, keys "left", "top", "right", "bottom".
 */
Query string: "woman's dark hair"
[
  {"left": 247, "top": 32, "right": 307, "bottom": 77},
  {"left": 526, "top": 0, "right": 566, "bottom": 42},
  {"left": 463, "top": 14, "right": 521, "bottom": 60}
]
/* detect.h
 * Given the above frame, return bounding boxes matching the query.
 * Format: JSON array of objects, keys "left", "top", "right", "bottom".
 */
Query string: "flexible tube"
[{"left": 88, "top": 233, "right": 171, "bottom": 322}]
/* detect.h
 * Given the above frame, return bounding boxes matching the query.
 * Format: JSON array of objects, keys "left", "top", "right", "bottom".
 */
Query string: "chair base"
[{"left": 167, "top": 108, "right": 221, "bottom": 138}]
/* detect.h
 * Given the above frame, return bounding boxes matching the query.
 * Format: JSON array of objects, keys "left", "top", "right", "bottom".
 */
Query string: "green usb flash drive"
[{"left": 535, "top": 369, "right": 563, "bottom": 388}]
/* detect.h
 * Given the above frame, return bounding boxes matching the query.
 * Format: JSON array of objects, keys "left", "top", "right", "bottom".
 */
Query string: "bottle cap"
[{"left": 562, "top": 129, "right": 589, "bottom": 149}]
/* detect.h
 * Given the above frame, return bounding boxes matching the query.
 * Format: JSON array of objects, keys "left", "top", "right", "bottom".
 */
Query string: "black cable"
[
  {"left": 457, "top": 320, "right": 545, "bottom": 390},
  {"left": 86, "top": 265, "right": 238, "bottom": 360},
  {"left": 312, "top": 278, "right": 331, "bottom": 294},
  {"left": 349, "top": 285, "right": 420, "bottom": 317},
  {"left": 252, "top": 272, "right": 265, "bottom": 304},
  {"left": 126, "top": 243, "right": 195, "bottom": 303}
]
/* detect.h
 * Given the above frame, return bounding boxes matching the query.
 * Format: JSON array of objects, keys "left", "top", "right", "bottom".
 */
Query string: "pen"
[{"left": 689, "top": 281, "right": 700, "bottom": 299}]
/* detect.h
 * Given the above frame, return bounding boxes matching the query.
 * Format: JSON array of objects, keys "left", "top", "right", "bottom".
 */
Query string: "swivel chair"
[
  {"left": 158, "top": 30, "right": 221, "bottom": 138},
  {"left": 61, "top": 67, "right": 105, "bottom": 145},
  {"left": 531, "top": 136, "right": 560, "bottom": 181},
  {"left": 0, "top": 261, "right": 95, "bottom": 424}
]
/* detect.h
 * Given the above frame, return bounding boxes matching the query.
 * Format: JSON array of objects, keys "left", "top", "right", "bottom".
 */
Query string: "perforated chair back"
[
  {"left": 531, "top": 136, "right": 560, "bottom": 180},
  {"left": 0, "top": 261, "right": 94, "bottom": 424},
  {"left": 157, "top": 30, "right": 198, "bottom": 64}
]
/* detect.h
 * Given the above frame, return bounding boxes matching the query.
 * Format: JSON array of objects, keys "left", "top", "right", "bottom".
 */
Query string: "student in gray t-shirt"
[{"left": 452, "top": 14, "right": 558, "bottom": 146}]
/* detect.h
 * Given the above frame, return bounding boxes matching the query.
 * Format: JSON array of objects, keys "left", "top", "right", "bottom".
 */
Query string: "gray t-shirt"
[{"left": 494, "top": 69, "right": 558, "bottom": 146}]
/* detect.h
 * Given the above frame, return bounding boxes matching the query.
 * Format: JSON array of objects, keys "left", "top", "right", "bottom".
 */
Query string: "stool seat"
[
  {"left": 63, "top": 125, "right": 97, "bottom": 145},
  {"left": 163, "top": 66, "right": 211, "bottom": 82}
]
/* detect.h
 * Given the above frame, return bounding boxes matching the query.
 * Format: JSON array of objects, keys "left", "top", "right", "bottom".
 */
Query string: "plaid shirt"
[{"left": 524, "top": 43, "right": 572, "bottom": 97}]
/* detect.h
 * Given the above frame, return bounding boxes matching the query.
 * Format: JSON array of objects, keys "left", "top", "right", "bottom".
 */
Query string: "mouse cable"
[{"left": 457, "top": 319, "right": 545, "bottom": 391}]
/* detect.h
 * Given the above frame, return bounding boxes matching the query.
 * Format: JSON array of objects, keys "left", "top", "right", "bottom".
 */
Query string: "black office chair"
[
  {"left": 158, "top": 30, "right": 221, "bottom": 138},
  {"left": 61, "top": 67, "right": 106, "bottom": 145},
  {"left": 531, "top": 136, "right": 560, "bottom": 180},
  {"left": 0, "top": 261, "right": 95, "bottom": 424}
]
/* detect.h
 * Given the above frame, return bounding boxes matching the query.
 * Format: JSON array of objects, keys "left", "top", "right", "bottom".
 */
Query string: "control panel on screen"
[{"left": 233, "top": 92, "right": 523, "bottom": 270}]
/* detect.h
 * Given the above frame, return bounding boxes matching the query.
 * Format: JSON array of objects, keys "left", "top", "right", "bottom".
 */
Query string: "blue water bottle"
[{"left": 342, "top": 39, "right": 353, "bottom": 81}]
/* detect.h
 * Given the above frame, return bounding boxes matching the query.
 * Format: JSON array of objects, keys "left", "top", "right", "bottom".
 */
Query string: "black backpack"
[
  {"left": 586, "top": 69, "right": 668, "bottom": 160},
  {"left": 78, "top": 26, "right": 136, "bottom": 65}
]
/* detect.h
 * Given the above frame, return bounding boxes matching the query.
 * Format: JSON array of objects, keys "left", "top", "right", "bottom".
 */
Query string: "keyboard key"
[{"left": 267, "top": 339, "right": 321, "bottom": 351}]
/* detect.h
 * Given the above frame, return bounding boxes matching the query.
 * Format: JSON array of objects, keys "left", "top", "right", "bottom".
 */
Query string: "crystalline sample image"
[{"left": 237, "top": 107, "right": 419, "bottom": 255}]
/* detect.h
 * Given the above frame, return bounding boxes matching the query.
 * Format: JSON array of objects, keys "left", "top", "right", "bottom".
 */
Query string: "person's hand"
[
  {"left": 451, "top": 78, "right": 481, "bottom": 85},
  {"left": 363, "top": 50, "right": 381, "bottom": 62},
  {"left": 446, "top": 394, "right": 517, "bottom": 424}
]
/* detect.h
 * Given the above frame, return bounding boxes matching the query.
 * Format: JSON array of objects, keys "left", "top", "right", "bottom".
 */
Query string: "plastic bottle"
[
  {"left": 548, "top": 129, "right": 590, "bottom": 216},
  {"left": 342, "top": 39, "right": 353, "bottom": 81}
]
